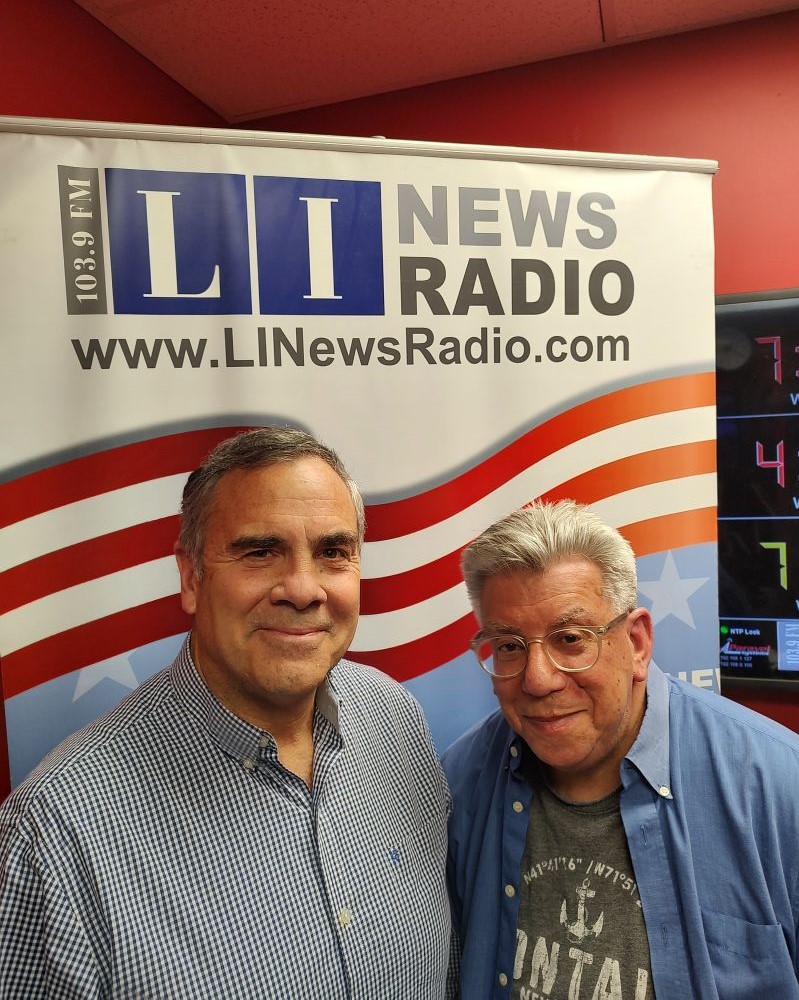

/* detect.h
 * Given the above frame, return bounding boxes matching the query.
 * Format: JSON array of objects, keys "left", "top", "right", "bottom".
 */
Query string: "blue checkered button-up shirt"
[{"left": 0, "top": 639, "right": 452, "bottom": 998}]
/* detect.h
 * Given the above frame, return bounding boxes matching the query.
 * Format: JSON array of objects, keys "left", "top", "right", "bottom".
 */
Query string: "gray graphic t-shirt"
[{"left": 513, "top": 762, "right": 654, "bottom": 1000}]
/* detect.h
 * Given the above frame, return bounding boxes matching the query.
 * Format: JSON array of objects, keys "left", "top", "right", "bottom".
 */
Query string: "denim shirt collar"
[{"left": 623, "top": 662, "right": 672, "bottom": 797}]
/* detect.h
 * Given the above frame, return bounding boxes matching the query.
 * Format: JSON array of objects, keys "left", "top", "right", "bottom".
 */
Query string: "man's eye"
[
  {"left": 246, "top": 548, "right": 273, "bottom": 559},
  {"left": 550, "top": 629, "right": 589, "bottom": 649},
  {"left": 495, "top": 640, "right": 525, "bottom": 656},
  {"left": 321, "top": 547, "right": 347, "bottom": 559}
]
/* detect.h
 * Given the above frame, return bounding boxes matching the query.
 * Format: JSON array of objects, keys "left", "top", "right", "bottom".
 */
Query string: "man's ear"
[
  {"left": 627, "top": 608, "right": 653, "bottom": 683},
  {"left": 175, "top": 543, "right": 199, "bottom": 616}
]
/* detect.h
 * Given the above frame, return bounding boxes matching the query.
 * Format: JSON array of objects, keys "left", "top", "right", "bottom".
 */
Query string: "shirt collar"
[
  {"left": 623, "top": 662, "right": 672, "bottom": 798},
  {"left": 503, "top": 727, "right": 525, "bottom": 775},
  {"left": 318, "top": 663, "right": 342, "bottom": 732},
  {"left": 169, "top": 634, "right": 344, "bottom": 766}
]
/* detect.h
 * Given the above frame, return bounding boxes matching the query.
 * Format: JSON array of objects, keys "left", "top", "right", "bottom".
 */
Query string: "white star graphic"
[
  {"left": 72, "top": 655, "right": 140, "bottom": 702},
  {"left": 637, "top": 551, "right": 708, "bottom": 628}
]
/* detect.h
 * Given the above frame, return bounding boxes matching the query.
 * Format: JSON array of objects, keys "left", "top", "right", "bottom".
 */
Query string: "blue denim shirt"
[{"left": 444, "top": 664, "right": 799, "bottom": 999}]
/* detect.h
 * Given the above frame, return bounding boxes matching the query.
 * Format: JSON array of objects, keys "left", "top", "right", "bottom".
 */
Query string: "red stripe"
[
  {"left": 1, "top": 436, "right": 715, "bottom": 616},
  {"left": 2, "top": 437, "right": 715, "bottom": 617},
  {"left": 0, "top": 426, "right": 249, "bottom": 528},
  {"left": 360, "top": 441, "right": 716, "bottom": 615},
  {"left": 621, "top": 508, "right": 718, "bottom": 556},
  {"left": 361, "top": 551, "right": 462, "bottom": 616},
  {"left": 3, "top": 505, "right": 717, "bottom": 698},
  {"left": 353, "top": 510, "right": 718, "bottom": 681},
  {"left": 348, "top": 613, "right": 479, "bottom": 682},
  {"left": 542, "top": 440, "right": 716, "bottom": 508},
  {"left": 2, "top": 597, "right": 191, "bottom": 699},
  {"left": 364, "top": 373, "right": 715, "bottom": 540},
  {"left": 0, "top": 517, "right": 180, "bottom": 615}
]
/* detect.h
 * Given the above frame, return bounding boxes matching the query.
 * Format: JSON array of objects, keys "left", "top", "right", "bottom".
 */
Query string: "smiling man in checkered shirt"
[{"left": 0, "top": 427, "right": 453, "bottom": 998}]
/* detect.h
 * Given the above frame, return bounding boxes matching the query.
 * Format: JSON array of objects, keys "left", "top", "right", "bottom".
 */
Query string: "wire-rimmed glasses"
[{"left": 470, "top": 611, "right": 630, "bottom": 677}]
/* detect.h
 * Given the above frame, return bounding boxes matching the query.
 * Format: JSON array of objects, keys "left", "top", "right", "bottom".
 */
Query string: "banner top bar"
[{"left": 0, "top": 115, "right": 718, "bottom": 175}]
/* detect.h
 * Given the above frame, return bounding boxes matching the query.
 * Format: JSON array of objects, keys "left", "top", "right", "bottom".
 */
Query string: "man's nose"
[
  {"left": 270, "top": 557, "right": 326, "bottom": 608},
  {"left": 519, "top": 640, "right": 567, "bottom": 696}
]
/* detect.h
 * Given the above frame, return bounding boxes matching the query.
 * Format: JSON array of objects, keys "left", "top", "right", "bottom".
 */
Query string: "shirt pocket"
[{"left": 701, "top": 907, "right": 799, "bottom": 999}]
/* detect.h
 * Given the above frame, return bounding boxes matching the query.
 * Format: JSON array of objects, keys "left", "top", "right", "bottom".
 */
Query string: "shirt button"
[
  {"left": 510, "top": 746, "right": 519, "bottom": 758},
  {"left": 338, "top": 908, "right": 353, "bottom": 928},
  {"left": 504, "top": 884, "right": 516, "bottom": 898},
  {"left": 259, "top": 736, "right": 270, "bottom": 748},
  {"left": 498, "top": 972, "right": 508, "bottom": 986},
  {"left": 658, "top": 785, "right": 671, "bottom": 797},
  {"left": 512, "top": 800, "right": 524, "bottom": 813},
  {"left": 242, "top": 757, "right": 255, "bottom": 771}
]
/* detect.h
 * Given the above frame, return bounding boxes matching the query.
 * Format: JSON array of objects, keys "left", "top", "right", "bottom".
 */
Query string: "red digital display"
[{"left": 717, "top": 293, "right": 799, "bottom": 684}]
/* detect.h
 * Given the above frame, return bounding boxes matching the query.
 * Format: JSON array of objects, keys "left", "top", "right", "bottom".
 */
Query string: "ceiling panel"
[
  {"left": 72, "top": 0, "right": 799, "bottom": 122},
  {"left": 606, "top": 0, "right": 799, "bottom": 39}
]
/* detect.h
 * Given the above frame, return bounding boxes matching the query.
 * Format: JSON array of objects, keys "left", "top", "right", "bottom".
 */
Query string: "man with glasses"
[{"left": 444, "top": 500, "right": 799, "bottom": 999}]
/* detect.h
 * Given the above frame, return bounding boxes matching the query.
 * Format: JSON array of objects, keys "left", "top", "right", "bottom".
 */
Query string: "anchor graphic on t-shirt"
[{"left": 560, "top": 877, "right": 604, "bottom": 943}]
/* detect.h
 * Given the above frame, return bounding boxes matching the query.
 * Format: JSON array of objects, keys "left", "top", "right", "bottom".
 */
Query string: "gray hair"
[
  {"left": 178, "top": 426, "right": 365, "bottom": 574},
  {"left": 462, "top": 500, "right": 638, "bottom": 617}
]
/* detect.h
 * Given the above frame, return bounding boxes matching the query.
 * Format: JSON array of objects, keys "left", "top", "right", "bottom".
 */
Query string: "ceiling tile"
[
  {"left": 73, "top": 0, "right": 799, "bottom": 121},
  {"left": 608, "top": 0, "right": 799, "bottom": 39},
  {"left": 75, "top": 0, "right": 603, "bottom": 120}
]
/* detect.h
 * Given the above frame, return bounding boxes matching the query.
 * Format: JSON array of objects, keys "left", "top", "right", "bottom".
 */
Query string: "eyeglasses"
[{"left": 470, "top": 611, "right": 630, "bottom": 677}]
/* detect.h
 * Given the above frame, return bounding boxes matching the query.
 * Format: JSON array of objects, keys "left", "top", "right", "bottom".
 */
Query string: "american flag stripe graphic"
[{"left": 0, "top": 374, "right": 716, "bottom": 700}]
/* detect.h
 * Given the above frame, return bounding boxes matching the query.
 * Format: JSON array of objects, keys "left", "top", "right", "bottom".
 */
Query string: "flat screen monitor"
[{"left": 717, "top": 290, "right": 799, "bottom": 687}]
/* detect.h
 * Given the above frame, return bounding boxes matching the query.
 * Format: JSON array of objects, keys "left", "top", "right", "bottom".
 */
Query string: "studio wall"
[
  {"left": 0, "top": 0, "right": 223, "bottom": 128},
  {"left": 252, "top": 11, "right": 799, "bottom": 301}
]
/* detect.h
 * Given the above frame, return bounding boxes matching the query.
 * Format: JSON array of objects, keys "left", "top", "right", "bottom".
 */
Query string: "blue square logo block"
[
  {"left": 106, "top": 169, "right": 251, "bottom": 314},
  {"left": 255, "top": 177, "right": 384, "bottom": 315}
]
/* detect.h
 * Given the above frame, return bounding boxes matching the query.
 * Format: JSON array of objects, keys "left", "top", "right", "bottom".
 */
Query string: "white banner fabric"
[{"left": 0, "top": 118, "right": 718, "bottom": 786}]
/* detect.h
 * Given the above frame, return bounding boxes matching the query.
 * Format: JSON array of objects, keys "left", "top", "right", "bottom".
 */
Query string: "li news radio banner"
[{"left": 0, "top": 118, "right": 718, "bottom": 788}]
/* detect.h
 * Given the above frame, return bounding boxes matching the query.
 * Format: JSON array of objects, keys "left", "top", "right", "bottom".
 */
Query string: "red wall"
[
  {"left": 252, "top": 11, "right": 799, "bottom": 299},
  {"left": 1, "top": 3, "right": 797, "bottom": 779},
  {"left": 0, "top": 0, "right": 223, "bottom": 126}
]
